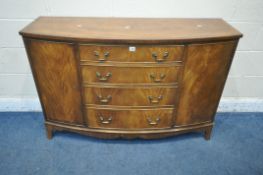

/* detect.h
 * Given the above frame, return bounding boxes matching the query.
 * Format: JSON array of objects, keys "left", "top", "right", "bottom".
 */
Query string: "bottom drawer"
[{"left": 86, "top": 108, "right": 174, "bottom": 129}]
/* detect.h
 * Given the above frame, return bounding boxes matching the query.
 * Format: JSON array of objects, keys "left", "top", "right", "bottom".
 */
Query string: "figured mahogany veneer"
[
  {"left": 86, "top": 108, "right": 174, "bottom": 129},
  {"left": 79, "top": 44, "right": 185, "bottom": 63},
  {"left": 81, "top": 64, "right": 181, "bottom": 84},
  {"left": 84, "top": 86, "right": 177, "bottom": 106},
  {"left": 20, "top": 17, "right": 242, "bottom": 140}
]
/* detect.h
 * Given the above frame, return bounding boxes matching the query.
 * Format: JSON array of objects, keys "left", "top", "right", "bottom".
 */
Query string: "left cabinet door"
[{"left": 24, "top": 39, "right": 84, "bottom": 125}]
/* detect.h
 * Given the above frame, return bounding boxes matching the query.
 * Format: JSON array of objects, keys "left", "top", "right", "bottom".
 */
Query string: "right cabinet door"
[{"left": 175, "top": 41, "right": 238, "bottom": 126}]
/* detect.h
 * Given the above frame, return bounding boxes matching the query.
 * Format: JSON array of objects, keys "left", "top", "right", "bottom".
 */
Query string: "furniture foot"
[
  {"left": 204, "top": 126, "right": 213, "bottom": 140},
  {"left": 45, "top": 125, "right": 53, "bottom": 140}
]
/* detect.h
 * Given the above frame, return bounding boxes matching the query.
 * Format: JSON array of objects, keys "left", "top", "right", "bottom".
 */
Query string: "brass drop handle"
[
  {"left": 94, "top": 51, "right": 110, "bottom": 61},
  {"left": 147, "top": 117, "right": 160, "bottom": 125},
  {"left": 150, "top": 73, "right": 166, "bottom": 83},
  {"left": 97, "top": 95, "right": 112, "bottom": 104},
  {"left": 96, "top": 72, "right": 112, "bottom": 81},
  {"left": 152, "top": 52, "right": 169, "bottom": 62},
  {"left": 148, "top": 95, "right": 163, "bottom": 104},
  {"left": 99, "top": 115, "right": 112, "bottom": 124}
]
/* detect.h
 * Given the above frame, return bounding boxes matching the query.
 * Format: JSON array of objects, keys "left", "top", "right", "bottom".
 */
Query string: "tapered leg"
[
  {"left": 204, "top": 126, "right": 213, "bottom": 140},
  {"left": 45, "top": 124, "right": 53, "bottom": 140}
]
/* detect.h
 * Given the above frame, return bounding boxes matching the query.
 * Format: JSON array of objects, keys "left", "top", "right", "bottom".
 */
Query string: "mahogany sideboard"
[{"left": 19, "top": 17, "right": 242, "bottom": 140}]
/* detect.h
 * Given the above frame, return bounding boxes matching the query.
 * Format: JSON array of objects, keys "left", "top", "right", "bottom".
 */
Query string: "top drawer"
[{"left": 79, "top": 45, "right": 185, "bottom": 63}]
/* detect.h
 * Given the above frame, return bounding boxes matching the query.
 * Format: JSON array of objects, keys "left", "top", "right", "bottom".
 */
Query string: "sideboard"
[{"left": 20, "top": 17, "right": 242, "bottom": 140}]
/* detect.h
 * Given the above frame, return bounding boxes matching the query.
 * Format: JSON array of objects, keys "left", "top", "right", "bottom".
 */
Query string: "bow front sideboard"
[{"left": 19, "top": 17, "right": 242, "bottom": 140}]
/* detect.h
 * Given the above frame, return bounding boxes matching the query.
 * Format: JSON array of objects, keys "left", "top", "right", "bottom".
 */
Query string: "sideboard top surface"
[{"left": 20, "top": 17, "right": 242, "bottom": 44}]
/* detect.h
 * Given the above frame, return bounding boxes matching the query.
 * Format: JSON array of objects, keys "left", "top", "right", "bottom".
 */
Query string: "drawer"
[
  {"left": 84, "top": 86, "right": 177, "bottom": 106},
  {"left": 81, "top": 65, "right": 181, "bottom": 84},
  {"left": 86, "top": 108, "right": 174, "bottom": 129},
  {"left": 79, "top": 45, "right": 185, "bottom": 63}
]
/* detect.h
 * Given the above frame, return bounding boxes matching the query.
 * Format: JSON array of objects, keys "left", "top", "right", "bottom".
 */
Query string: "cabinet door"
[
  {"left": 175, "top": 41, "right": 238, "bottom": 126},
  {"left": 24, "top": 39, "right": 84, "bottom": 124}
]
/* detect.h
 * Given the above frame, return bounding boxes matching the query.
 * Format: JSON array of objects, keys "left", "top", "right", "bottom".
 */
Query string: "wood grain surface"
[
  {"left": 25, "top": 39, "right": 84, "bottom": 124},
  {"left": 83, "top": 86, "right": 177, "bottom": 106},
  {"left": 86, "top": 107, "right": 174, "bottom": 129},
  {"left": 176, "top": 41, "right": 238, "bottom": 126},
  {"left": 79, "top": 44, "right": 185, "bottom": 63},
  {"left": 21, "top": 17, "right": 242, "bottom": 140},
  {"left": 80, "top": 64, "right": 181, "bottom": 84},
  {"left": 20, "top": 17, "right": 242, "bottom": 44}
]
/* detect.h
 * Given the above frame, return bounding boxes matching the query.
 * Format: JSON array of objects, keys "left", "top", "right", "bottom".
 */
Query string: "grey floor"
[{"left": 0, "top": 112, "right": 263, "bottom": 175}]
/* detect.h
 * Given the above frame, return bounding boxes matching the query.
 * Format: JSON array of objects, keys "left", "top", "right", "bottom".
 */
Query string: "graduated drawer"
[
  {"left": 84, "top": 86, "right": 177, "bottom": 106},
  {"left": 86, "top": 108, "right": 174, "bottom": 129},
  {"left": 81, "top": 65, "right": 181, "bottom": 84},
  {"left": 79, "top": 44, "right": 184, "bottom": 63}
]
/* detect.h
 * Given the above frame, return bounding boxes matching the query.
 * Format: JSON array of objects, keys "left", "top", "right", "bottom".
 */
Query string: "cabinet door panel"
[
  {"left": 25, "top": 39, "right": 84, "bottom": 124},
  {"left": 176, "top": 41, "right": 237, "bottom": 125}
]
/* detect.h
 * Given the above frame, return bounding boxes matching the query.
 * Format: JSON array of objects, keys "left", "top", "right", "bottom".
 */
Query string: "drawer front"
[
  {"left": 81, "top": 65, "right": 181, "bottom": 84},
  {"left": 79, "top": 45, "right": 184, "bottom": 63},
  {"left": 84, "top": 87, "right": 177, "bottom": 106},
  {"left": 86, "top": 108, "right": 174, "bottom": 129}
]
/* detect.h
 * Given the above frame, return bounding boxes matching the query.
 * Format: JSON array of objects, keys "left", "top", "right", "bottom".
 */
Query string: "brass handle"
[
  {"left": 150, "top": 73, "right": 166, "bottom": 83},
  {"left": 94, "top": 51, "right": 110, "bottom": 61},
  {"left": 152, "top": 52, "right": 169, "bottom": 62},
  {"left": 148, "top": 95, "right": 163, "bottom": 104},
  {"left": 96, "top": 72, "right": 112, "bottom": 81},
  {"left": 97, "top": 95, "right": 112, "bottom": 104},
  {"left": 147, "top": 117, "right": 160, "bottom": 125},
  {"left": 99, "top": 115, "right": 112, "bottom": 124}
]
